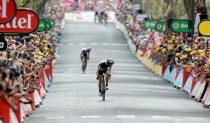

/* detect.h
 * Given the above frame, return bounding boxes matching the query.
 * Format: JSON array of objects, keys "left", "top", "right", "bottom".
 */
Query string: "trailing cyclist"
[{"left": 80, "top": 48, "right": 91, "bottom": 73}]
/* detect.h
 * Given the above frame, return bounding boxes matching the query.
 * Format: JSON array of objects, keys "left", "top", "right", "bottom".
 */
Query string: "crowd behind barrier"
[
  {"left": 0, "top": 3, "right": 66, "bottom": 123},
  {"left": 0, "top": 31, "right": 59, "bottom": 123},
  {"left": 116, "top": 1, "right": 210, "bottom": 109}
]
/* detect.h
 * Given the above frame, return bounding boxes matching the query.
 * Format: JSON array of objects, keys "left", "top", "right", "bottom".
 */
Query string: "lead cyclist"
[{"left": 96, "top": 59, "right": 114, "bottom": 95}]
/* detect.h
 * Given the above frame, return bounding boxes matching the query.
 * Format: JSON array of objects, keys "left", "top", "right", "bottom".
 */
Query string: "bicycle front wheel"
[
  {"left": 102, "top": 90, "right": 106, "bottom": 101},
  {"left": 101, "top": 78, "right": 106, "bottom": 101}
]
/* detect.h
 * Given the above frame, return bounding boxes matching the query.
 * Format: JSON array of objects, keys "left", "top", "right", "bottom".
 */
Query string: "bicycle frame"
[
  {"left": 99, "top": 74, "right": 107, "bottom": 101},
  {"left": 81, "top": 58, "right": 88, "bottom": 73}
]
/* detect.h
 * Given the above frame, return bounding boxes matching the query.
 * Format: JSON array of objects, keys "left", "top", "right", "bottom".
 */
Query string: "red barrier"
[
  {"left": 175, "top": 69, "right": 179, "bottom": 80},
  {"left": 182, "top": 67, "right": 191, "bottom": 88},
  {"left": 44, "top": 65, "right": 50, "bottom": 81},
  {"left": 161, "top": 62, "right": 167, "bottom": 76},
  {"left": 15, "top": 102, "right": 21, "bottom": 123},
  {"left": 40, "top": 68, "right": 46, "bottom": 90},
  {"left": 48, "top": 61, "right": 53, "bottom": 81},
  {"left": 29, "top": 93, "right": 35, "bottom": 111},
  {"left": 0, "top": 100, "right": 10, "bottom": 123},
  {"left": 190, "top": 77, "right": 197, "bottom": 94}
]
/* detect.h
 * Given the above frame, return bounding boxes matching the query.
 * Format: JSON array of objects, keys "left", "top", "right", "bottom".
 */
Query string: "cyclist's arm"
[
  {"left": 107, "top": 66, "right": 112, "bottom": 75},
  {"left": 80, "top": 53, "right": 83, "bottom": 61},
  {"left": 87, "top": 53, "right": 90, "bottom": 60},
  {"left": 96, "top": 65, "right": 100, "bottom": 80}
]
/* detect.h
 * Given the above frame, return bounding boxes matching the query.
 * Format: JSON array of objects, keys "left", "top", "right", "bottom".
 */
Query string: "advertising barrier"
[{"left": 0, "top": 60, "right": 54, "bottom": 123}]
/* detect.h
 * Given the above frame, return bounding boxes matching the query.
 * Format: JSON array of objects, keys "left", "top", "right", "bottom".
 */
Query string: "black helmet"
[{"left": 107, "top": 59, "right": 114, "bottom": 65}]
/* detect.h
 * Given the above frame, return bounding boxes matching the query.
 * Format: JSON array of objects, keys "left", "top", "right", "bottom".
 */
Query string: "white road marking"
[
  {"left": 90, "top": 43, "right": 98, "bottom": 46},
  {"left": 152, "top": 115, "right": 171, "bottom": 120},
  {"left": 79, "top": 43, "right": 86, "bottom": 46},
  {"left": 46, "top": 116, "right": 65, "bottom": 120},
  {"left": 81, "top": 115, "right": 100, "bottom": 119},
  {"left": 68, "top": 43, "right": 75, "bottom": 46},
  {"left": 102, "top": 43, "right": 109, "bottom": 46},
  {"left": 116, "top": 115, "right": 135, "bottom": 119},
  {"left": 112, "top": 43, "right": 128, "bottom": 46},
  {"left": 183, "top": 116, "right": 207, "bottom": 120}
]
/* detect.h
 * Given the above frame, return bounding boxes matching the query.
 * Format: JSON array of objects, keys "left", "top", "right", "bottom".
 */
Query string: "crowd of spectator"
[
  {"left": 0, "top": 30, "right": 60, "bottom": 116},
  {"left": 116, "top": 1, "right": 210, "bottom": 83},
  {"left": 0, "top": 2, "right": 65, "bottom": 121}
]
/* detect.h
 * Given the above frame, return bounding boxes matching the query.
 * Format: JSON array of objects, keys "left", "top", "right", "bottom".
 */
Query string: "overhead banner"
[
  {"left": 0, "top": 0, "right": 16, "bottom": 23},
  {"left": 170, "top": 20, "right": 193, "bottom": 33},
  {"left": 65, "top": 11, "right": 116, "bottom": 22},
  {"left": 198, "top": 20, "right": 210, "bottom": 36},
  {"left": 155, "top": 22, "right": 165, "bottom": 32},
  {"left": 144, "top": 20, "right": 157, "bottom": 29},
  {"left": 0, "top": 10, "right": 39, "bottom": 33}
]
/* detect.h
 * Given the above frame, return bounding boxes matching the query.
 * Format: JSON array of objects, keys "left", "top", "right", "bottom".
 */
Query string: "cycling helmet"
[
  {"left": 107, "top": 59, "right": 114, "bottom": 65},
  {"left": 82, "top": 48, "right": 86, "bottom": 52}
]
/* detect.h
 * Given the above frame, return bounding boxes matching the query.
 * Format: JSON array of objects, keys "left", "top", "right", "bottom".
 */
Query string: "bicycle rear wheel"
[
  {"left": 82, "top": 60, "right": 87, "bottom": 73},
  {"left": 101, "top": 78, "right": 106, "bottom": 101}
]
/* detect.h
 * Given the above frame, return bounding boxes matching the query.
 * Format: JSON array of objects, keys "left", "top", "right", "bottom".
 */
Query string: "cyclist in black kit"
[{"left": 96, "top": 59, "right": 114, "bottom": 94}]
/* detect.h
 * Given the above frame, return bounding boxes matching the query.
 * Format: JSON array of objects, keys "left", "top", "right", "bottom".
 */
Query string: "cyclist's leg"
[
  {"left": 101, "top": 75, "right": 106, "bottom": 92},
  {"left": 105, "top": 71, "right": 111, "bottom": 86},
  {"left": 84, "top": 59, "right": 87, "bottom": 69},
  {"left": 99, "top": 16, "right": 101, "bottom": 23},
  {"left": 105, "top": 75, "right": 109, "bottom": 87},
  {"left": 98, "top": 71, "right": 103, "bottom": 93},
  {"left": 81, "top": 59, "right": 84, "bottom": 70},
  {"left": 98, "top": 79, "right": 101, "bottom": 92},
  {"left": 104, "top": 14, "right": 107, "bottom": 25},
  {"left": 94, "top": 15, "right": 96, "bottom": 23}
]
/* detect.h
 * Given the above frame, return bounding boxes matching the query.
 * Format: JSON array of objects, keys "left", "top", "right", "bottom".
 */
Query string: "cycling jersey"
[
  {"left": 81, "top": 50, "right": 88, "bottom": 58},
  {"left": 98, "top": 61, "right": 109, "bottom": 75}
]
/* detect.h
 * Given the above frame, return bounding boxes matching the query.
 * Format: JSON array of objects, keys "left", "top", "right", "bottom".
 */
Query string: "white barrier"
[{"left": 65, "top": 11, "right": 117, "bottom": 22}]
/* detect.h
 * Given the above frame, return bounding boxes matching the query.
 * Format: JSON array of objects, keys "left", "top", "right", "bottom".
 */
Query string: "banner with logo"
[
  {"left": 0, "top": 0, "right": 16, "bottom": 23},
  {"left": 0, "top": 0, "right": 39, "bottom": 33},
  {"left": 144, "top": 20, "right": 157, "bottom": 29},
  {"left": 198, "top": 20, "right": 210, "bottom": 36},
  {"left": 155, "top": 22, "right": 165, "bottom": 32},
  {"left": 37, "top": 19, "right": 56, "bottom": 32},
  {"left": 170, "top": 20, "right": 193, "bottom": 33}
]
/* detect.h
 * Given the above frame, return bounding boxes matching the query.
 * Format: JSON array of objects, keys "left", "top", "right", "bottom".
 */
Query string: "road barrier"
[
  {"left": 0, "top": 61, "right": 54, "bottom": 123},
  {"left": 116, "top": 21, "right": 210, "bottom": 109}
]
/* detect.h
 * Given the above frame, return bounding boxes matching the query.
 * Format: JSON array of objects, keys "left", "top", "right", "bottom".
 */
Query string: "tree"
[{"left": 183, "top": 0, "right": 194, "bottom": 19}]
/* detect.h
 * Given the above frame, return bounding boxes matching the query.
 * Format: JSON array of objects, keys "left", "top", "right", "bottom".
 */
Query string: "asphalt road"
[{"left": 28, "top": 22, "right": 210, "bottom": 123}]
